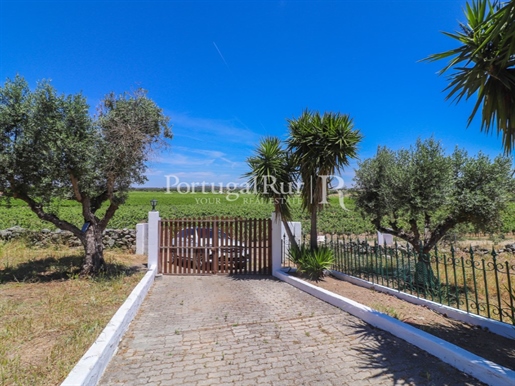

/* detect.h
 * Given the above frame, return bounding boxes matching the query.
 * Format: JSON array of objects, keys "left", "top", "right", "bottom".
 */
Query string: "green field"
[
  {"left": 0, "top": 191, "right": 375, "bottom": 235},
  {"left": 2, "top": 191, "right": 515, "bottom": 237}
]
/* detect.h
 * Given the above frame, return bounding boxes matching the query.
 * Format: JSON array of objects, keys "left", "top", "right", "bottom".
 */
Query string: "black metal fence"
[{"left": 282, "top": 234, "right": 515, "bottom": 325}]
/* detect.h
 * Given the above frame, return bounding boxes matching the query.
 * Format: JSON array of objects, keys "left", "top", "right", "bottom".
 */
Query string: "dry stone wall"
[{"left": 0, "top": 226, "right": 136, "bottom": 250}]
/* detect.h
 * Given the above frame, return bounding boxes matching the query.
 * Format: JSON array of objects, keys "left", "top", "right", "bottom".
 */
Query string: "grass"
[
  {"left": 370, "top": 303, "right": 403, "bottom": 320},
  {"left": 0, "top": 241, "right": 145, "bottom": 386}
]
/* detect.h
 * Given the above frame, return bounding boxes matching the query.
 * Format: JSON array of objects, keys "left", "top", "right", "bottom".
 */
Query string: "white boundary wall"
[
  {"left": 61, "top": 266, "right": 157, "bottom": 386},
  {"left": 330, "top": 270, "right": 515, "bottom": 340}
]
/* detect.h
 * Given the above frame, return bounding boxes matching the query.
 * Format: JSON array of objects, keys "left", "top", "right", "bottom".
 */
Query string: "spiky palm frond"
[
  {"left": 425, "top": 0, "right": 515, "bottom": 152},
  {"left": 244, "top": 136, "right": 296, "bottom": 220},
  {"left": 286, "top": 110, "right": 362, "bottom": 213}
]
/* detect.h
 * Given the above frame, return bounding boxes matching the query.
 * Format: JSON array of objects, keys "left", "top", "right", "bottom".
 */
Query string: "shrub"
[
  {"left": 287, "top": 244, "right": 309, "bottom": 266},
  {"left": 292, "top": 246, "right": 334, "bottom": 281}
]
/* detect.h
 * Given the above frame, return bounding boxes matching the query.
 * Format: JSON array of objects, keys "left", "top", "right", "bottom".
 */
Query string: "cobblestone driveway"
[{"left": 99, "top": 275, "right": 483, "bottom": 386}]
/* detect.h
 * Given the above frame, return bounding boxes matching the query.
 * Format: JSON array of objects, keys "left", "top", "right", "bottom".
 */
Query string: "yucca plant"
[
  {"left": 287, "top": 110, "right": 362, "bottom": 250},
  {"left": 287, "top": 244, "right": 310, "bottom": 267},
  {"left": 296, "top": 246, "right": 335, "bottom": 281},
  {"left": 425, "top": 0, "right": 515, "bottom": 151},
  {"left": 244, "top": 136, "right": 299, "bottom": 253}
]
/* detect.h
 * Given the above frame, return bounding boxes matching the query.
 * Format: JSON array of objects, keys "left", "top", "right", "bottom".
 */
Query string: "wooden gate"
[{"left": 159, "top": 217, "right": 272, "bottom": 275}]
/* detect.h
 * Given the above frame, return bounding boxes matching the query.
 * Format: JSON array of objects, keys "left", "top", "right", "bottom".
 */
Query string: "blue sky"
[{"left": 0, "top": 0, "right": 509, "bottom": 188}]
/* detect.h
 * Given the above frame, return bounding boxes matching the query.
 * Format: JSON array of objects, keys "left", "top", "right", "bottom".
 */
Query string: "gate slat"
[
  {"left": 228, "top": 217, "right": 233, "bottom": 274},
  {"left": 267, "top": 218, "right": 272, "bottom": 274},
  {"left": 248, "top": 218, "right": 253, "bottom": 274},
  {"left": 203, "top": 217, "right": 207, "bottom": 274},
  {"left": 257, "top": 218, "right": 261, "bottom": 274},
  {"left": 173, "top": 218, "right": 178, "bottom": 274},
  {"left": 240, "top": 218, "right": 246, "bottom": 274},
  {"left": 251, "top": 218, "right": 256, "bottom": 275},
  {"left": 158, "top": 220, "right": 163, "bottom": 274},
  {"left": 260, "top": 218, "right": 265, "bottom": 274},
  {"left": 174, "top": 218, "right": 179, "bottom": 274},
  {"left": 167, "top": 219, "right": 171, "bottom": 274}
]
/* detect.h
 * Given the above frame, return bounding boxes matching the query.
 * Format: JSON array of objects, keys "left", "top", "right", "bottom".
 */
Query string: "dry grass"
[
  {"left": 432, "top": 246, "right": 515, "bottom": 323},
  {"left": 0, "top": 241, "right": 146, "bottom": 386},
  {"left": 332, "top": 239, "right": 515, "bottom": 324}
]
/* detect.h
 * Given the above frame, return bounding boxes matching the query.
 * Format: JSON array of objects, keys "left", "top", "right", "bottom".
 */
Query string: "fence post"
[
  {"left": 148, "top": 211, "right": 160, "bottom": 269},
  {"left": 271, "top": 212, "right": 282, "bottom": 275}
]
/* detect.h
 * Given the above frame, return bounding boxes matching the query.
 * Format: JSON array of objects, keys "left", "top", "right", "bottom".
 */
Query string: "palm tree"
[
  {"left": 425, "top": 0, "right": 515, "bottom": 152},
  {"left": 287, "top": 110, "right": 362, "bottom": 250},
  {"left": 244, "top": 136, "right": 299, "bottom": 253}
]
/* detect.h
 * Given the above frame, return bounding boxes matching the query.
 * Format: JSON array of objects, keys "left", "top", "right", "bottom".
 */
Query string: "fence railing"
[{"left": 282, "top": 234, "right": 515, "bottom": 325}]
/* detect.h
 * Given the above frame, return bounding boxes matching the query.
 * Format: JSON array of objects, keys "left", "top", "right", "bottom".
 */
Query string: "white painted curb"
[
  {"left": 61, "top": 266, "right": 157, "bottom": 386},
  {"left": 330, "top": 269, "right": 515, "bottom": 340},
  {"left": 273, "top": 269, "right": 515, "bottom": 386}
]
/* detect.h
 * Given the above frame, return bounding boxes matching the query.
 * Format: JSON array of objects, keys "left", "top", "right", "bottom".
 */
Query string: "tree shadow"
[
  {"left": 0, "top": 254, "right": 142, "bottom": 284},
  {"left": 338, "top": 319, "right": 487, "bottom": 385},
  {"left": 276, "top": 270, "right": 493, "bottom": 384},
  {"left": 405, "top": 318, "right": 515, "bottom": 371}
]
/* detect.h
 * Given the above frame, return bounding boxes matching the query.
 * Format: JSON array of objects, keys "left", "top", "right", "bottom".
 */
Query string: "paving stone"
[{"left": 99, "top": 275, "right": 485, "bottom": 386}]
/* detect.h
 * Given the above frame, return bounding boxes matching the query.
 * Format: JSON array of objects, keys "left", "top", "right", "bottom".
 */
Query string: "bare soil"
[{"left": 292, "top": 272, "right": 515, "bottom": 371}]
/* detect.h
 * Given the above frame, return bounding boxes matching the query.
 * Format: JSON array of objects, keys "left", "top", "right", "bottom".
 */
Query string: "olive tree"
[
  {"left": 353, "top": 137, "right": 514, "bottom": 255},
  {"left": 0, "top": 76, "right": 172, "bottom": 274}
]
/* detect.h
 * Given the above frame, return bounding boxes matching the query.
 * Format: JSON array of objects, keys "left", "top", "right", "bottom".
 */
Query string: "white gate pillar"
[
  {"left": 148, "top": 211, "right": 160, "bottom": 269},
  {"left": 136, "top": 223, "right": 148, "bottom": 255},
  {"left": 271, "top": 212, "right": 282, "bottom": 275}
]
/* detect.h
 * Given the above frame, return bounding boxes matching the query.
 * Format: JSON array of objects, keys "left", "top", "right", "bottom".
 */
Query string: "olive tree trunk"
[{"left": 79, "top": 222, "right": 105, "bottom": 275}]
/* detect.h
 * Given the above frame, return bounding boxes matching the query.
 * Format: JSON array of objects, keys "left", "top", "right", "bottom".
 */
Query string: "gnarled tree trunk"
[{"left": 79, "top": 222, "right": 105, "bottom": 275}]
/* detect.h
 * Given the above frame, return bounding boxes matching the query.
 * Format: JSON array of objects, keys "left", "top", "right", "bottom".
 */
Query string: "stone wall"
[{"left": 0, "top": 226, "right": 136, "bottom": 251}]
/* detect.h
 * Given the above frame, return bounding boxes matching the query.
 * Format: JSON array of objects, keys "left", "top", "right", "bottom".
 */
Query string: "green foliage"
[
  {"left": 244, "top": 136, "right": 296, "bottom": 220},
  {"left": 354, "top": 137, "right": 514, "bottom": 253},
  {"left": 289, "top": 245, "right": 334, "bottom": 281},
  {"left": 287, "top": 110, "right": 362, "bottom": 213},
  {"left": 440, "top": 223, "right": 474, "bottom": 244},
  {"left": 501, "top": 202, "right": 515, "bottom": 234},
  {"left": 0, "top": 76, "right": 171, "bottom": 273},
  {"left": 425, "top": 0, "right": 515, "bottom": 151},
  {"left": 287, "top": 244, "right": 310, "bottom": 266},
  {"left": 0, "top": 76, "right": 94, "bottom": 204},
  {"left": 0, "top": 76, "right": 170, "bottom": 209}
]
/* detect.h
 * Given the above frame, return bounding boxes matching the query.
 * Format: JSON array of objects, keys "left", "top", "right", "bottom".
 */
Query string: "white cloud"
[
  {"left": 158, "top": 153, "right": 214, "bottom": 166},
  {"left": 170, "top": 112, "right": 261, "bottom": 146},
  {"left": 173, "top": 146, "right": 226, "bottom": 159},
  {"left": 144, "top": 168, "right": 164, "bottom": 176}
]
